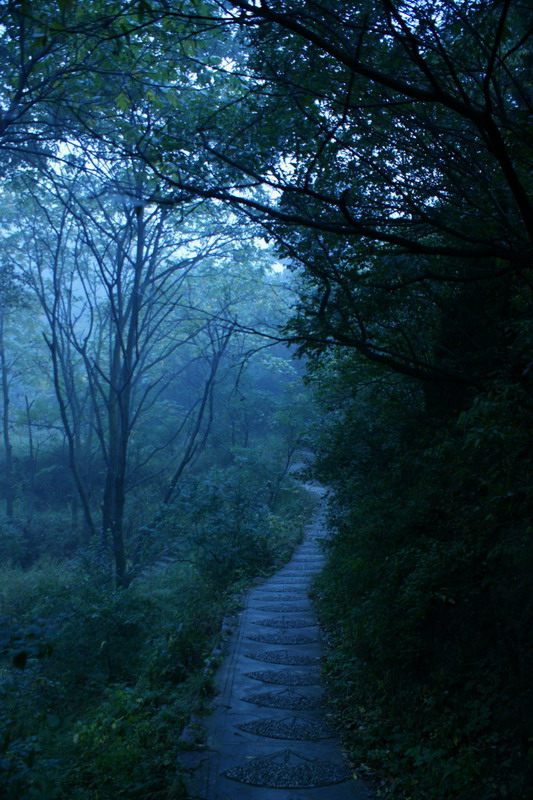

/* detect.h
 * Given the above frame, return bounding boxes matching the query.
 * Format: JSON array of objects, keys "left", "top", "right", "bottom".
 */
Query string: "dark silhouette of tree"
[
  {"left": 143, "top": 0, "right": 531, "bottom": 403},
  {"left": 15, "top": 163, "right": 242, "bottom": 585}
]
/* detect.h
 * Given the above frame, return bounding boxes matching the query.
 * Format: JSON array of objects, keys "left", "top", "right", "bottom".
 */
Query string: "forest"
[{"left": 0, "top": 1, "right": 531, "bottom": 798}]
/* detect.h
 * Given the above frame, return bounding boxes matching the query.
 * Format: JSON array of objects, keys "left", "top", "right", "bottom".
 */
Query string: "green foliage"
[
  {"left": 166, "top": 453, "right": 313, "bottom": 588},
  {"left": 312, "top": 360, "right": 533, "bottom": 799},
  {"left": 0, "top": 510, "right": 87, "bottom": 568},
  {"left": 0, "top": 520, "right": 26, "bottom": 564},
  {"left": 64, "top": 684, "right": 191, "bottom": 800},
  {"left": 0, "top": 560, "right": 203, "bottom": 798},
  {"left": 0, "top": 459, "right": 312, "bottom": 799},
  {"left": 2, "top": 2, "right": 530, "bottom": 799}
]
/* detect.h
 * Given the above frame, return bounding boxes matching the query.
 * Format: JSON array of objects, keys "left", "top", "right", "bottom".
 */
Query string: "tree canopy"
[
  {"left": 147, "top": 0, "right": 531, "bottom": 397},
  {"left": 0, "top": 2, "right": 532, "bottom": 798}
]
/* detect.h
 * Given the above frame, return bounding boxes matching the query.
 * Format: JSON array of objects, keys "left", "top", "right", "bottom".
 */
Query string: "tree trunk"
[
  {"left": 45, "top": 333, "right": 97, "bottom": 540},
  {"left": 102, "top": 204, "right": 146, "bottom": 587},
  {"left": 101, "top": 362, "right": 129, "bottom": 585},
  {"left": 0, "top": 313, "right": 14, "bottom": 520},
  {"left": 24, "top": 395, "right": 36, "bottom": 522},
  {"left": 102, "top": 467, "right": 128, "bottom": 586},
  {"left": 164, "top": 325, "right": 234, "bottom": 505}
]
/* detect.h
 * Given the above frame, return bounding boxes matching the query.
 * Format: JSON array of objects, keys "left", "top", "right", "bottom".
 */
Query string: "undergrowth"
[
  {"left": 312, "top": 375, "right": 533, "bottom": 799},
  {"left": 0, "top": 477, "right": 314, "bottom": 800}
]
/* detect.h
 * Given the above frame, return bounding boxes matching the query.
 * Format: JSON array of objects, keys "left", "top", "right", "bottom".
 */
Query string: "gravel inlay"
[
  {"left": 254, "top": 595, "right": 306, "bottom": 602},
  {"left": 291, "top": 556, "right": 324, "bottom": 561},
  {"left": 241, "top": 688, "right": 322, "bottom": 710},
  {"left": 279, "top": 571, "right": 320, "bottom": 576},
  {"left": 244, "top": 649, "right": 319, "bottom": 665},
  {"left": 265, "top": 580, "right": 310, "bottom": 586},
  {"left": 296, "top": 555, "right": 323, "bottom": 559},
  {"left": 279, "top": 566, "right": 318, "bottom": 570},
  {"left": 260, "top": 586, "right": 309, "bottom": 592},
  {"left": 244, "top": 668, "right": 321, "bottom": 685},
  {"left": 247, "top": 631, "right": 316, "bottom": 645},
  {"left": 254, "top": 604, "right": 310, "bottom": 613},
  {"left": 289, "top": 565, "right": 323, "bottom": 570},
  {"left": 253, "top": 617, "right": 317, "bottom": 629},
  {"left": 236, "top": 716, "right": 336, "bottom": 741},
  {"left": 223, "top": 748, "right": 349, "bottom": 787}
]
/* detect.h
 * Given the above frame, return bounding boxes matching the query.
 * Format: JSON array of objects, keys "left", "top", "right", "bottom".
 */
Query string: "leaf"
[
  {"left": 116, "top": 93, "right": 131, "bottom": 113},
  {"left": 12, "top": 649, "right": 28, "bottom": 669}
]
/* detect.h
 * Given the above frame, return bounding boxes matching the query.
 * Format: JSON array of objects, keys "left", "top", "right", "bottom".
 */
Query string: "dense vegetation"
[
  {"left": 0, "top": 1, "right": 532, "bottom": 798},
  {"left": 311, "top": 355, "right": 532, "bottom": 798},
  {"left": 1, "top": 462, "right": 313, "bottom": 799},
  {"left": 0, "top": 309, "right": 316, "bottom": 798}
]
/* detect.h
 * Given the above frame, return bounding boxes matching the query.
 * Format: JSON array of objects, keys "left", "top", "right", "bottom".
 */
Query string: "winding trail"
[{"left": 182, "top": 485, "right": 372, "bottom": 800}]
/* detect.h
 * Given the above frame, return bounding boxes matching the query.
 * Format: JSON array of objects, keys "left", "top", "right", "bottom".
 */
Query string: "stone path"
[{"left": 181, "top": 491, "right": 372, "bottom": 800}]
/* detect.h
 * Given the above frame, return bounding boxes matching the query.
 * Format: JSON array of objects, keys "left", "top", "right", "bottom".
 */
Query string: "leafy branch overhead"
[
  {"left": 0, "top": 3, "right": 532, "bottom": 799},
  {"left": 114, "top": 0, "right": 530, "bottom": 391}
]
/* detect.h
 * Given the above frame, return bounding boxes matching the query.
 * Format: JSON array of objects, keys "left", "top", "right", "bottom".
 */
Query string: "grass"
[{"left": 0, "top": 480, "right": 315, "bottom": 800}]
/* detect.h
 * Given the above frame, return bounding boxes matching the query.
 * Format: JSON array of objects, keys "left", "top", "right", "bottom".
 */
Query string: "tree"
[
  {"left": 143, "top": 0, "right": 531, "bottom": 406},
  {"left": 0, "top": 1, "right": 185, "bottom": 166},
  {"left": 8, "top": 158, "right": 279, "bottom": 584},
  {"left": 0, "top": 0, "right": 239, "bottom": 200},
  {"left": 0, "top": 257, "right": 46, "bottom": 525},
  {"left": 170, "top": 6, "right": 530, "bottom": 794},
  {"left": 0, "top": 0, "right": 117, "bottom": 165},
  {"left": 0, "top": 264, "right": 25, "bottom": 520}
]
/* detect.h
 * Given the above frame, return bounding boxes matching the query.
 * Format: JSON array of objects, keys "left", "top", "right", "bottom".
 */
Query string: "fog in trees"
[{"left": 1, "top": 2, "right": 532, "bottom": 799}]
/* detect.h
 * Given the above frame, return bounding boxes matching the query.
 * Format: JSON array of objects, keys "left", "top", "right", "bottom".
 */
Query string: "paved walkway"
[{"left": 181, "top": 489, "right": 372, "bottom": 800}]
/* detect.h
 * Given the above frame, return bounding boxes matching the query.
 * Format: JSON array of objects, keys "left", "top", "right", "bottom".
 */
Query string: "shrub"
[
  {"left": 313, "top": 376, "right": 533, "bottom": 799},
  {"left": 0, "top": 440, "right": 315, "bottom": 800}
]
